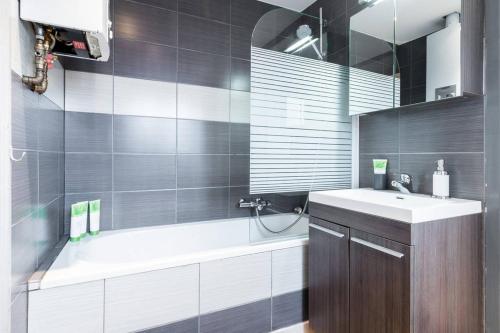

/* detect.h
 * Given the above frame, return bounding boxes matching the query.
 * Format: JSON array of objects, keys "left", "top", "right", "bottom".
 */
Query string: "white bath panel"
[
  {"left": 104, "top": 264, "right": 199, "bottom": 333},
  {"left": 200, "top": 252, "right": 272, "bottom": 314},
  {"left": 272, "top": 246, "right": 308, "bottom": 296},
  {"left": 28, "top": 280, "right": 104, "bottom": 333}
]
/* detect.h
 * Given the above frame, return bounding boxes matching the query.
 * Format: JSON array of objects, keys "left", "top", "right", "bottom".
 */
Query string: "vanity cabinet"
[
  {"left": 309, "top": 218, "right": 349, "bottom": 333},
  {"left": 308, "top": 202, "right": 483, "bottom": 333}
]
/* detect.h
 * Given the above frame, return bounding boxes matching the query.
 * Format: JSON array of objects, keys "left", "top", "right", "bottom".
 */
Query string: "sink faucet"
[{"left": 391, "top": 174, "right": 411, "bottom": 194}]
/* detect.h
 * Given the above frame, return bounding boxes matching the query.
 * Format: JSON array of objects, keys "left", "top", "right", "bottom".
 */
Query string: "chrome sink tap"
[{"left": 391, "top": 174, "right": 411, "bottom": 194}]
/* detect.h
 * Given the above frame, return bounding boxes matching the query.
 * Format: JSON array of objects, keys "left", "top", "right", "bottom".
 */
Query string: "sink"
[{"left": 309, "top": 188, "right": 482, "bottom": 223}]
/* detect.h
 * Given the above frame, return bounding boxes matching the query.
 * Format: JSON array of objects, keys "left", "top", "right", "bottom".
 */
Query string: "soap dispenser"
[{"left": 433, "top": 159, "right": 449, "bottom": 199}]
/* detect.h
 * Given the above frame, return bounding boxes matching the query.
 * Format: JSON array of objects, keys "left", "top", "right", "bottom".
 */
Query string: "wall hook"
[{"left": 9, "top": 148, "right": 26, "bottom": 162}]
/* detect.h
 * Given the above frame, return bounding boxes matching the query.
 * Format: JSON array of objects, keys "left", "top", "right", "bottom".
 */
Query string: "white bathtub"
[
  {"left": 29, "top": 214, "right": 309, "bottom": 333},
  {"left": 40, "top": 213, "right": 309, "bottom": 289}
]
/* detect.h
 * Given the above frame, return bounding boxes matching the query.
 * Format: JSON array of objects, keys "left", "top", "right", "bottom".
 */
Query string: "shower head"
[{"left": 296, "top": 24, "right": 312, "bottom": 39}]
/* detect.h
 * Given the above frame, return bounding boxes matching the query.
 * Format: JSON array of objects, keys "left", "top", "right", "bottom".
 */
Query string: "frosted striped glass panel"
[
  {"left": 349, "top": 67, "right": 400, "bottom": 115},
  {"left": 250, "top": 47, "right": 352, "bottom": 194}
]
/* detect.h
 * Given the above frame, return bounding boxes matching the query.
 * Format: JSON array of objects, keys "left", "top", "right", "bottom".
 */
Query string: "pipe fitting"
[{"left": 22, "top": 26, "right": 51, "bottom": 94}]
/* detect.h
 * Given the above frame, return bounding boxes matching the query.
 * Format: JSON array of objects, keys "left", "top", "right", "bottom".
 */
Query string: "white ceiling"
[
  {"left": 351, "top": 0, "right": 461, "bottom": 44},
  {"left": 258, "top": 0, "right": 317, "bottom": 12}
]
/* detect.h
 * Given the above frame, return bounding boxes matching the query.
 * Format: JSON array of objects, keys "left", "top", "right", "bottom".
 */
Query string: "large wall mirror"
[{"left": 348, "top": 0, "right": 480, "bottom": 115}]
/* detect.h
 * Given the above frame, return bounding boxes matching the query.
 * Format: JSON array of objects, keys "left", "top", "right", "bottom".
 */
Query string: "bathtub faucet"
[{"left": 238, "top": 198, "right": 272, "bottom": 211}]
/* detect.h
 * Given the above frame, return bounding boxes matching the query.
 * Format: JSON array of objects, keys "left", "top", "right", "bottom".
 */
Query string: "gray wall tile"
[
  {"left": 178, "top": 155, "right": 229, "bottom": 188},
  {"left": 230, "top": 58, "right": 250, "bottom": 91},
  {"left": 114, "top": 154, "right": 177, "bottom": 191},
  {"left": 39, "top": 152, "right": 61, "bottom": 206},
  {"left": 131, "top": 0, "right": 177, "bottom": 11},
  {"left": 11, "top": 75, "right": 38, "bottom": 150},
  {"left": 114, "top": 38, "right": 178, "bottom": 82},
  {"left": 399, "top": 98, "right": 484, "bottom": 153},
  {"left": 114, "top": 115, "right": 177, "bottom": 154},
  {"left": 230, "top": 123, "right": 250, "bottom": 154},
  {"left": 359, "top": 154, "right": 399, "bottom": 189},
  {"left": 11, "top": 215, "right": 36, "bottom": 300},
  {"left": 115, "top": 0, "right": 178, "bottom": 46},
  {"left": 177, "top": 188, "right": 229, "bottom": 223},
  {"left": 272, "top": 289, "right": 308, "bottom": 330},
  {"left": 229, "top": 186, "right": 250, "bottom": 218},
  {"left": 179, "top": 14, "right": 230, "bottom": 56},
  {"left": 231, "top": 25, "right": 252, "bottom": 60},
  {"left": 38, "top": 104, "right": 64, "bottom": 152},
  {"left": 65, "top": 112, "right": 112, "bottom": 153},
  {"left": 65, "top": 192, "right": 113, "bottom": 233},
  {"left": 200, "top": 298, "right": 271, "bottom": 333},
  {"left": 113, "top": 190, "right": 176, "bottom": 229},
  {"left": 12, "top": 151, "right": 38, "bottom": 224},
  {"left": 178, "top": 49, "right": 230, "bottom": 89},
  {"left": 65, "top": 153, "right": 112, "bottom": 193},
  {"left": 359, "top": 110, "right": 399, "bottom": 154},
  {"left": 139, "top": 317, "right": 199, "bottom": 333},
  {"left": 400, "top": 153, "right": 485, "bottom": 200},
  {"left": 230, "top": 155, "right": 249, "bottom": 186},
  {"left": 36, "top": 199, "right": 61, "bottom": 266},
  {"left": 178, "top": 119, "right": 229, "bottom": 154},
  {"left": 179, "top": 0, "right": 230, "bottom": 23},
  {"left": 230, "top": 0, "right": 276, "bottom": 29},
  {"left": 359, "top": 96, "right": 485, "bottom": 201}
]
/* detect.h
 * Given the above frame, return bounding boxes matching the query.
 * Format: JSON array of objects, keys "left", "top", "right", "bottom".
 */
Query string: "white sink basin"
[{"left": 309, "top": 188, "right": 482, "bottom": 223}]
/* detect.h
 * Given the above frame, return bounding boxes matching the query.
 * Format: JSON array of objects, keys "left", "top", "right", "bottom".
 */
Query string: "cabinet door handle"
[
  {"left": 351, "top": 237, "right": 404, "bottom": 259},
  {"left": 310, "top": 223, "right": 345, "bottom": 238}
]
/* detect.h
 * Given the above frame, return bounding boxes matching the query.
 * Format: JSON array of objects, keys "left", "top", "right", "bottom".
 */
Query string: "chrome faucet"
[
  {"left": 238, "top": 198, "right": 272, "bottom": 211},
  {"left": 391, "top": 174, "right": 411, "bottom": 194}
]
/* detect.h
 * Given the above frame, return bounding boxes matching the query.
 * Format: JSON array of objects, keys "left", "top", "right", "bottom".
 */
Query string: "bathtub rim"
[{"left": 31, "top": 218, "right": 309, "bottom": 291}]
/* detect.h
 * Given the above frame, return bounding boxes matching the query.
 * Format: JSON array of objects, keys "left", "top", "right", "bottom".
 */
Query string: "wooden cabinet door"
[
  {"left": 309, "top": 217, "right": 350, "bottom": 333},
  {"left": 349, "top": 229, "right": 412, "bottom": 333}
]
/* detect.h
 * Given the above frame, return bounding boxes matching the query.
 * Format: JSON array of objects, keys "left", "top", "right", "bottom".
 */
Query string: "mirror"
[
  {"left": 348, "top": 0, "right": 462, "bottom": 115},
  {"left": 396, "top": 0, "right": 461, "bottom": 106}
]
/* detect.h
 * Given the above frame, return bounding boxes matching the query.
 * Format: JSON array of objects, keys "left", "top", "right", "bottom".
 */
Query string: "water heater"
[{"left": 20, "top": 0, "right": 112, "bottom": 62}]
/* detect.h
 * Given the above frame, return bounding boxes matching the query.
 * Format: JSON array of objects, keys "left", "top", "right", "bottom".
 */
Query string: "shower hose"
[{"left": 254, "top": 196, "right": 309, "bottom": 234}]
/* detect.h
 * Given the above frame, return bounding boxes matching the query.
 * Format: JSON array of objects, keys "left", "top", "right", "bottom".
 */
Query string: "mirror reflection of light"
[
  {"left": 359, "top": 0, "right": 386, "bottom": 7},
  {"left": 292, "top": 38, "right": 319, "bottom": 54},
  {"left": 284, "top": 35, "right": 313, "bottom": 53}
]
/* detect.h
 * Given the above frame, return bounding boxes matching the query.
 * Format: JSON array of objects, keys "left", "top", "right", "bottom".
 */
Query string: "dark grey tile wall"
[
  {"left": 63, "top": 0, "right": 307, "bottom": 232},
  {"left": 10, "top": 72, "right": 65, "bottom": 330},
  {"left": 359, "top": 96, "right": 485, "bottom": 201}
]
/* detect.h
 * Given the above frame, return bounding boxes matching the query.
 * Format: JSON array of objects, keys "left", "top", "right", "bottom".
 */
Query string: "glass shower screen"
[{"left": 250, "top": 8, "right": 352, "bottom": 195}]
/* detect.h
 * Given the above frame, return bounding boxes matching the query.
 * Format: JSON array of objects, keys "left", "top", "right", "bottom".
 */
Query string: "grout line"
[
  {"left": 175, "top": 3, "right": 180, "bottom": 225},
  {"left": 360, "top": 152, "right": 484, "bottom": 155}
]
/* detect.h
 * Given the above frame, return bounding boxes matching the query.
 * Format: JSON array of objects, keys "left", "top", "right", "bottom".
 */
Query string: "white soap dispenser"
[{"left": 433, "top": 159, "right": 449, "bottom": 199}]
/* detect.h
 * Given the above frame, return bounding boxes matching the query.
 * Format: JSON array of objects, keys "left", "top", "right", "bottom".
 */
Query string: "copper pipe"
[{"left": 22, "top": 26, "right": 51, "bottom": 94}]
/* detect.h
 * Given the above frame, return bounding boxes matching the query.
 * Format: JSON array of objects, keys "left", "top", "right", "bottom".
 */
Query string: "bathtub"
[{"left": 29, "top": 214, "right": 310, "bottom": 333}]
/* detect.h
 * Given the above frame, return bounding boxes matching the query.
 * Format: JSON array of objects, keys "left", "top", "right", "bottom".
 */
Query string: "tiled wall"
[
  {"left": 63, "top": 0, "right": 323, "bottom": 232},
  {"left": 10, "top": 72, "right": 65, "bottom": 332},
  {"left": 359, "top": 96, "right": 485, "bottom": 201},
  {"left": 10, "top": 0, "right": 66, "bottom": 330}
]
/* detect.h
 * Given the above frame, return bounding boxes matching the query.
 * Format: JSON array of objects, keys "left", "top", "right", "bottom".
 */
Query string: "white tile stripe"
[{"left": 250, "top": 47, "right": 352, "bottom": 194}]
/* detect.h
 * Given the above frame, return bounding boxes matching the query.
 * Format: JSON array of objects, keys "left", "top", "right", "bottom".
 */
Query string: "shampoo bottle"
[
  {"left": 80, "top": 201, "right": 89, "bottom": 239},
  {"left": 432, "top": 159, "right": 449, "bottom": 199},
  {"left": 89, "top": 199, "right": 101, "bottom": 236},
  {"left": 70, "top": 202, "right": 83, "bottom": 242}
]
